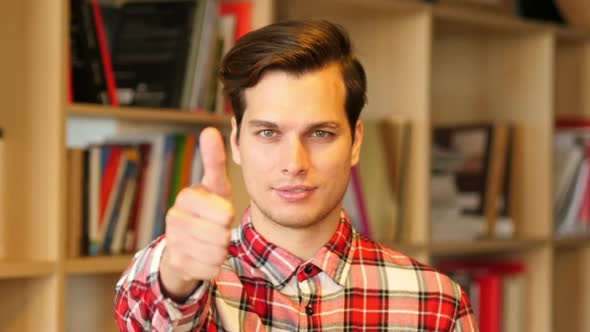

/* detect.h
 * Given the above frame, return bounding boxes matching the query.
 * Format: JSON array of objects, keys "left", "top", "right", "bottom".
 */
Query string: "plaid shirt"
[{"left": 115, "top": 209, "right": 477, "bottom": 331}]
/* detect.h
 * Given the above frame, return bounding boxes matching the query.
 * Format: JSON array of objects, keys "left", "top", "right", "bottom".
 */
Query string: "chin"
[{"left": 255, "top": 197, "right": 339, "bottom": 230}]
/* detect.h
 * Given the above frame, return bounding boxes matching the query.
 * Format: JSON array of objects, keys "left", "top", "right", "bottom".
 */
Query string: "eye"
[
  {"left": 312, "top": 130, "right": 332, "bottom": 138},
  {"left": 258, "top": 129, "right": 276, "bottom": 138}
]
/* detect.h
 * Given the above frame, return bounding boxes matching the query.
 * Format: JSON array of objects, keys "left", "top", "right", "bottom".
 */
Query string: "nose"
[{"left": 282, "top": 137, "right": 310, "bottom": 176}]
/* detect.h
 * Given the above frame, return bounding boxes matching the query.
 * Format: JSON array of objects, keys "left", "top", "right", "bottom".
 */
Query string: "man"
[{"left": 114, "top": 20, "right": 477, "bottom": 331}]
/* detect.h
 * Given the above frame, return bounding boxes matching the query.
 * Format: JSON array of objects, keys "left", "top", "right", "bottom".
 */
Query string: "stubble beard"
[{"left": 251, "top": 186, "right": 348, "bottom": 231}]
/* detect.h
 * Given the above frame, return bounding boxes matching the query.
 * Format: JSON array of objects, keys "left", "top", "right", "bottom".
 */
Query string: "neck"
[{"left": 249, "top": 205, "right": 342, "bottom": 261}]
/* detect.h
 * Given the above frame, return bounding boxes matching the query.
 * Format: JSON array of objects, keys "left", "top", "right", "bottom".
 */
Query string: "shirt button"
[
  {"left": 304, "top": 265, "right": 313, "bottom": 274},
  {"left": 306, "top": 305, "right": 314, "bottom": 316}
]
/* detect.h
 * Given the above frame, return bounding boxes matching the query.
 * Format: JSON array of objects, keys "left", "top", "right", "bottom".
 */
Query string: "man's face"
[{"left": 230, "top": 63, "right": 363, "bottom": 230}]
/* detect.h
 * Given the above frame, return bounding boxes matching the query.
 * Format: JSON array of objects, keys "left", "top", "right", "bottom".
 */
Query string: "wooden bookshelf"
[
  {"left": 68, "top": 103, "right": 232, "bottom": 126},
  {"left": 554, "top": 235, "right": 590, "bottom": 248},
  {"left": 429, "top": 239, "right": 547, "bottom": 255},
  {"left": 2, "top": 0, "right": 590, "bottom": 331},
  {"left": 0, "top": 261, "right": 55, "bottom": 279},
  {"left": 65, "top": 255, "right": 134, "bottom": 275}
]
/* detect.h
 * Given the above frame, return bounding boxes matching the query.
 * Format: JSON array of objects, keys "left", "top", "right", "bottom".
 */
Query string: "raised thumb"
[{"left": 199, "top": 127, "right": 231, "bottom": 198}]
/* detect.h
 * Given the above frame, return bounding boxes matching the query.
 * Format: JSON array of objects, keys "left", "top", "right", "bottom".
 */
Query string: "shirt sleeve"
[
  {"left": 113, "top": 235, "right": 213, "bottom": 332},
  {"left": 452, "top": 288, "right": 479, "bottom": 332}
]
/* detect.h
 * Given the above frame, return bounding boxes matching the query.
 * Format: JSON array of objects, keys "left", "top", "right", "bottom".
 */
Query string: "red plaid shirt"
[{"left": 115, "top": 210, "right": 477, "bottom": 331}]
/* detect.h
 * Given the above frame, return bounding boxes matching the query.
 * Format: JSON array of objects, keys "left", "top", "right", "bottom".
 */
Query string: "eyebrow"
[{"left": 247, "top": 120, "right": 343, "bottom": 130}]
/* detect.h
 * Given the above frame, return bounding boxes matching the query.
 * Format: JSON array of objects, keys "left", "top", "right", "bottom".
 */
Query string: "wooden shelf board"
[
  {"left": 429, "top": 238, "right": 547, "bottom": 255},
  {"left": 0, "top": 261, "right": 55, "bottom": 279},
  {"left": 65, "top": 255, "right": 135, "bottom": 275},
  {"left": 554, "top": 235, "right": 590, "bottom": 249},
  {"left": 433, "top": 3, "right": 547, "bottom": 33},
  {"left": 554, "top": 25, "right": 590, "bottom": 42},
  {"left": 383, "top": 242, "right": 426, "bottom": 253},
  {"left": 67, "top": 103, "right": 232, "bottom": 126}
]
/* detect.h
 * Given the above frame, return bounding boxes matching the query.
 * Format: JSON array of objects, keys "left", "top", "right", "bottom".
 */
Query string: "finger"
[
  {"left": 167, "top": 208, "right": 232, "bottom": 246},
  {"left": 173, "top": 187, "right": 234, "bottom": 227},
  {"left": 199, "top": 127, "right": 231, "bottom": 198},
  {"left": 183, "top": 241, "right": 229, "bottom": 267},
  {"left": 168, "top": 251, "right": 222, "bottom": 281}
]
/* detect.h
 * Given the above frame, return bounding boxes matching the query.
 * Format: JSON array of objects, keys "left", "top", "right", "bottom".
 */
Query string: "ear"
[
  {"left": 230, "top": 117, "right": 242, "bottom": 165},
  {"left": 351, "top": 119, "right": 364, "bottom": 167}
]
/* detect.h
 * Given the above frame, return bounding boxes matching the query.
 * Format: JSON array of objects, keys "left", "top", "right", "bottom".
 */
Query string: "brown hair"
[{"left": 220, "top": 19, "right": 367, "bottom": 140}]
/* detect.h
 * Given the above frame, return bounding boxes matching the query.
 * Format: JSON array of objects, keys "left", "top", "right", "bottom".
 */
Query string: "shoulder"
[{"left": 351, "top": 235, "right": 464, "bottom": 299}]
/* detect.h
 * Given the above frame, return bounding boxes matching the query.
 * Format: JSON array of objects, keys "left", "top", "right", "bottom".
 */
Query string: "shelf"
[
  {"left": 554, "top": 235, "right": 590, "bottom": 249},
  {"left": 385, "top": 242, "right": 426, "bottom": 253},
  {"left": 65, "top": 255, "right": 135, "bottom": 275},
  {"left": 67, "top": 103, "right": 232, "bottom": 126},
  {"left": 432, "top": 3, "right": 546, "bottom": 33},
  {"left": 554, "top": 25, "right": 590, "bottom": 42},
  {"left": 429, "top": 238, "right": 547, "bottom": 255},
  {"left": 0, "top": 261, "right": 55, "bottom": 279}
]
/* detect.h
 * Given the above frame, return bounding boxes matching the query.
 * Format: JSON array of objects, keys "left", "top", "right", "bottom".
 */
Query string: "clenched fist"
[{"left": 160, "top": 127, "right": 234, "bottom": 301}]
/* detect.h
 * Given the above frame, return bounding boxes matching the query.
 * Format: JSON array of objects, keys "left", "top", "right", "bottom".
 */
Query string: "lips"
[{"left": 273, "top": 185, "right": 317, "bottom": 202}]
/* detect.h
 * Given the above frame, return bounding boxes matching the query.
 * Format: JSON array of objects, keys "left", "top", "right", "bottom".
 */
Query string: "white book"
[
  {"left": 558, "top": 159, "right": 589, "bottom": 235},
  {"left": 88, "top": 146, "right": 102, "bottom": 256},
  {"left": 136, "top": 135, "right": 167, "bottom": 250}
]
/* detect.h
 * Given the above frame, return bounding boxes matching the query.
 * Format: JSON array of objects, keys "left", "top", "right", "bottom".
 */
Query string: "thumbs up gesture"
[{"left": 160, "top": 127, "right": 235, "bottom": 300}]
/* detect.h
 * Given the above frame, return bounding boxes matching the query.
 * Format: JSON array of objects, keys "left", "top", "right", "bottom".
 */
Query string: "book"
[
  {"left": 110, "top": 1, "right": 196, "bottom": 108},
  {"left": 358, "top": 120, "right": 400, "bottom": 242},
  {"left": 70, "top": 0, "right": 109, "bottom": 104},
  {"left": 438, "top": 259, "right": 527, "bottom": 332},
  {"left": 91, "top": 0, "right": 119, "bottom": 106},
  {"left": 431, "top": 122, "right": 514, "bottom": 240},
  {"left": 378, "top": 116, "right": 412, "bottom": 242}
]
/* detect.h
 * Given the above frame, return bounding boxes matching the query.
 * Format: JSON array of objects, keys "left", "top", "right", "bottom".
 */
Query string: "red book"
[
  {"left": 475, "top": 274, "right": 502, "bottom": 332},
  {"left": 99, "top": 146, "right": 124, "bottom": 226},
  {"left": 556, "top": 116, "right": 590, "bottom": 128},
  {"left": 91, "top": 0, "right": 119, "bottom": 106},
  {"left": 578, "top": 143, "right": 590, "bottom": 224},
  {"left": 219, "top": 1, "right": 252, "bottom": 42}
]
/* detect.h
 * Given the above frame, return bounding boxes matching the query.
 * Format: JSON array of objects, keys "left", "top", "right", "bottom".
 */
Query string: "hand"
[{"left": 160, "top": 127, "right": 234, "bottom": 301}]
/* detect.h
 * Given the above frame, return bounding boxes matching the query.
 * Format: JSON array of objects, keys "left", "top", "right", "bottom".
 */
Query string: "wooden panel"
[
  {"left": 279, "top": 0, "right": 428, "bottom": 17},
  {"left": 68, "top": 103, "right": 232, "bottom": 126},
  {"left": 432, "top": 28, "right": 491, "bottom": 123},
  {"left": 554, "top": 235, "right": 590, "bottom": 248},
  {"left": 0, "top": 0, "right": 66, "bottom": 261},
  {"left": 0, "top": 2, "right": 27, "bottom": 260},
  {"left": 0, "top": 261, "right": 54, "bottom": 279},
  {"left": 67, "top": 274, "right": 121, "bottom": 332},
  {"left": 0, "top": 277, "right": 59, "bottom": 332},
  {"left": 523, "top": 246, "right": 552, "bottom": 332},
  {"left": 433, "top": 2, "right": 546, "bottom": 33},
  {"left": 555, "top": 40, "right": 590, "bottom": 117},
  {"left": 553, "top": 246, "right": 590, "bottom": 332},
  {"left": 430, "top": 238, "right": 546, "bottom": 255},
  {"left": 65, "top": 256, "right": 134, "bottom": 275},
  {"left": 252, "top": 0, "right": 275, "bottom": 29}
]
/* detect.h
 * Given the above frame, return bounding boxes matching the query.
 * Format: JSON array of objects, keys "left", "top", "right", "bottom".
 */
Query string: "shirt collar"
[{"left": 237, "top": 208, "right": 357, "bottom": 289}]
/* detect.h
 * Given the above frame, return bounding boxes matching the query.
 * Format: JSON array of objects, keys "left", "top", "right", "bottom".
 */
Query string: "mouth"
[{"left": 273, "top": 185, "right": 317, "bottom": 202}]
